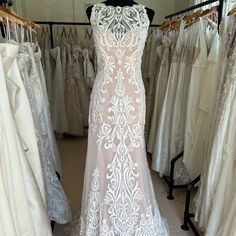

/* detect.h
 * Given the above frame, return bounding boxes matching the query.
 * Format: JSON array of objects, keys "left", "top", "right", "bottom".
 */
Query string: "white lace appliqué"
[
  {"left": 91, "top": 3, "right": 149, "bottom": 41},
  {"left": 79, "top": 3, "right": 169, "bottom": 236},
  {"left": 80, "top": 168, "right": 168, "bottom": 236}
]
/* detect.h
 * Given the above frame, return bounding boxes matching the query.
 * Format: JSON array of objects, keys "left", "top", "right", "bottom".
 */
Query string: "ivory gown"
[{"left": 72, "top": 3, "right": 169, "bottom": 236}]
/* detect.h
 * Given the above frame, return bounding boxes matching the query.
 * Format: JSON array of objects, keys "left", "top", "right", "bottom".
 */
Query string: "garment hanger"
[
  {"left": 60, "top": 26, "right": 67, "bottom": 45},
  {"left": 161, "top": 8, "right": 202, "bottom": 32},
  {"left": 6, "top": 7, "right": 39, "bottom": 31},
  {"left": 183, "top": 10, "right": 202, "bottom": 23},
  {"left": 200, "top": 6, "right": 218, "bottom": 19},
  {"left": 0, "top": 5, "right": 39, "bottom": 32},
  {"left": 160, "top": 17, "right": 181, "bottom": 32},
  {"left": 84, "top": 27, "right": 93, "bottom": 40},
  {"left": 228, "top": 7, "right": 236, "bottom": 16},
  {"left": 68, "top": 27, "right": 73, "bottom": 38},
  {"left": 61, "top": 26, "right": 67, "bottom": 38},
  {"left": 184, "top": 6, "right": 217, "bottom": 29},
  {"left": 67, "top": 27, "right": 74, "bottom": 45},
  {"left": 0, "top": 8, "right": 21, "bottom": 25},
  {"left": 2, "top": 0, "right": 39, "bottom": 31}
]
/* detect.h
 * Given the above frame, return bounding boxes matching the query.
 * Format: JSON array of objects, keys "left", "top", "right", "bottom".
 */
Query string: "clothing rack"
[
  {"left": 35, "top": 21, "right": 160, "bottom": 48},
  {"left": 161, "top": 0, "right": 224, "bottom": 235},
  {"left": 165, "top": 0, "right": 224, "bottom": 30}
]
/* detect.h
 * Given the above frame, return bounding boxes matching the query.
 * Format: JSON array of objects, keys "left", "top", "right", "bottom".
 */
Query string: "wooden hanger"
[
  {"left": 161, "top": 10, "right": 201, "bottom": 31},
  {"left": 185, "top": 6, "right": 218, "bottom": 28},
  {"left": 228, "top": 7, "right": 236, "bottom": 16},
  {"left": 183, "top": 10, "right": 201, "bottom": 29},
  {"left": 200, "top": 6, "right": 218, "bottom": 19},
  {"left": 0, "top": 8, "right": 21, "bottom": 25},
  {"left": 161, "top": 17, "right": 182, "bottom": 32},
  {"left": 184, "top": 10, "right": 202, "bottom": 20},
  {"left": 0, "top": 6, "right": 39, "bottom": 31}
]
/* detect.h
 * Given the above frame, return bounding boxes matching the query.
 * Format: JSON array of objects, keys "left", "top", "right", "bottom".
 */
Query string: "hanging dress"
[
  {"left": 152, "top": 21, "right": 185, "bottom": 176},
  {"left": 0, "top": 43, "right": 46, "bottom": 205},
  {"left": 34, "top": 43, "right": 62, "bottom": 174},
  {"left": 194, "top": 16, "right": 236, "bottom": 230},
  {"left": 71, "top": 3, "right": 169, "bottom": 235},
  {"left": 83, "top": 48, "right": 95, "bottom": 90},
  {"left": 17, "top": 42, "right": 72, "bottom": 224},
  {"left": 168, "top": 22, "right": 200, "bottom": 184},
  {"left": 0, "top": 48, "right": 36, "bottom": 236},
  {"left": 206, "top": 72, "right": 236, "bottom": 236},
  {"left": 183, "top": 18, "right": 209, "bottom": 180},
  {"left": 145, "top": 30, "right": 162, "bottom": 140},
  {"left": 42, "top": 37, "right": 53, "bottom": 111},
  {"left": 147, "top": 32, "right": 173, "bottom": 154},
  {"left": 72, "top": 46, "right": 90, "bottom": 128},
  {"left": 204, "top": 19, "right": 236, "bottom": 236},
  {"left": 65, "top": 43, "right": 84, "bottom": 136},
  {"left": 50, "top": 46, "right": 68, "bottom": 134}
]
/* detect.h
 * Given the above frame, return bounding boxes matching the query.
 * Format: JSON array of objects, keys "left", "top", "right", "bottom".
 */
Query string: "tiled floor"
[{"left": 54, "top": 137, "right": 200, "bottom": 236}]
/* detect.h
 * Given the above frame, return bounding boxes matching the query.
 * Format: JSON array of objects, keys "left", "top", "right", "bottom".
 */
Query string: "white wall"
[
  {"left": 174, "top": 0, "right": 191, "bottom": 12},
  {"left": 16, "top": 0, "right": 176, "bottom": 25}
]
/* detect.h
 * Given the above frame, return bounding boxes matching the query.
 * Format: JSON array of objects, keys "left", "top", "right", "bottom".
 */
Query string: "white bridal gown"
[{"left": 72, "top": 3, "right": 169, "bottom": 236}]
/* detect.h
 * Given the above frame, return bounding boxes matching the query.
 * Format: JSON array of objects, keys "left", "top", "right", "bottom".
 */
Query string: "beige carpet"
[{"left": 54, "top": 137, "right": 199, "bottom": 236}]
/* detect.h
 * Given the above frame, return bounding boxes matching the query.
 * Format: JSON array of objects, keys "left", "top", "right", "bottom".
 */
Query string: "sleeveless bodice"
[
  {"left": 91, "top": 3, "right": 150, "bottom": 73},
  {"left": 89, "top": 3, "right": 150, "bottom": 138}
]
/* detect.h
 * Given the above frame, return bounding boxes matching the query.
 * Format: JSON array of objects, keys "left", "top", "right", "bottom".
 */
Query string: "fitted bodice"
[
  {"left": 91, "top": 3, "right": 150, "bottom": 73},
  {"left": 75, "top": 3, "right": 170, "bottom": 236}
]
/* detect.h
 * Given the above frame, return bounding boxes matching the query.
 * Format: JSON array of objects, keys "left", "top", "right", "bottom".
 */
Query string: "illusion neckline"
[
  {"left": 91, "top": 2, "right": 150, "bottom": 26},
  {"left": 98, "top": 2, "right": 142, "bottom": 9}
]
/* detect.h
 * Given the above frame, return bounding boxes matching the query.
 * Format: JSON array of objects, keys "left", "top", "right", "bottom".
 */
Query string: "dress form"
[{"left": 86, "top": 0, "right": 155, "bottom": 24}]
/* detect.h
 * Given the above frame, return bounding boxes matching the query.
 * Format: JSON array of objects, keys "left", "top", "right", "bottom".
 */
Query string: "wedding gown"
[
  {"left": 50, "top": 46, "right": 68, "bottom": 134},
  {"left": 194, "top": 17, "right": 236, "bottom": 232},
  {"left": 72, "top": 46, "right": 90, "bottom": 128},
  {"left": 73, "top": 3, "right": 169, "bottom": 235},
  {"left": 0, "top": 43, "right": 46, "bottom": 205},
  {"left": 43, "top": 47, "right": 53, "bottom": 110},
  {"left": 152, "top": 21, "right": 185, "bottom": 177},
  {"left": 83, "top": 48, "right": 95, "bottom": 90},
  {"left": 65, "top": 43, "right": 84, "bottom": 136},
  {"left": 17, "top": 43, "right": 71, "bottom": 224},
  {"left": 0, "top": 51, "right": 36, "bottom": 236},
  {"left": 183, "top": 18, "right": 209, "bottom": 180},
  {"left": 145, "top": 30, "right": 162, "bottom": 140}
]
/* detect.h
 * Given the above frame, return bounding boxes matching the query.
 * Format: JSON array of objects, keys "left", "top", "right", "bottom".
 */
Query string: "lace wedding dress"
[{"left": 71, "top": 3, "right": 169, "bottom": 235}]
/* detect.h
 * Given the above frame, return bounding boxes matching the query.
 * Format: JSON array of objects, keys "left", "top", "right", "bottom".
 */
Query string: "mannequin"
[{"left": 86, "top": 0, "right": 155, "bottom": 24}]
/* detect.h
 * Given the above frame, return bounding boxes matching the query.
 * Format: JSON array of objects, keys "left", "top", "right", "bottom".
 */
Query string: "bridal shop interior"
[{"left": 1, "top": 0, "right": 236, "bottom": 235}]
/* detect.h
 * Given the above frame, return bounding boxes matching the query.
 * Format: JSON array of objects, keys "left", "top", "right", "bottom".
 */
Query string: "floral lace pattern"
[
  {"left": 17, "top": 43, "right": 71, "bottom": 224},
  {"left": 76, "top": 3, "right": 169, "bottom": 236}
]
